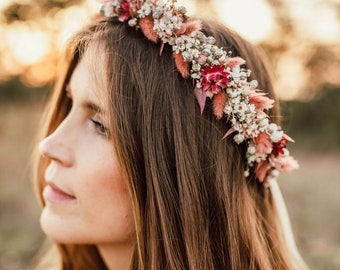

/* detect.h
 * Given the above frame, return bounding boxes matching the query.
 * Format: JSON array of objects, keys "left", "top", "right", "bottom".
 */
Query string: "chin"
[{"left": 40, "top": 207, "right": 83, "bottom": 244}]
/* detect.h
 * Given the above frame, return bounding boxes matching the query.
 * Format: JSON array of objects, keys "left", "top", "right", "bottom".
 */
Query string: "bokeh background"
[{"left": 0, "top": 0, "right": 339, "bottom": 269}]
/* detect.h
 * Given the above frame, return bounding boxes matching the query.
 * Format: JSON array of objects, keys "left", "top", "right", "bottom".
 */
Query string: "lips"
[{"left": 43, "top": 182, "right": 76, "bottom": 202}]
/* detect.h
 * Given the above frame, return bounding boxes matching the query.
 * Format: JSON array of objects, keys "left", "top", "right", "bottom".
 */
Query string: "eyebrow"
[
  {"left": 65, "top": 84, "right": 104, "bottom": 114},
  {"left": 83, "top": 100, "right": 103, "bottom": 114}
]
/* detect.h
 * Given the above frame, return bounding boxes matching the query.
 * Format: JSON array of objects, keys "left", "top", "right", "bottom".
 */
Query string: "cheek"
[
  {"left": 76, "top": 160, "right": 136, "bottom": 242},
  {"left": 40, "top": 156, "right": 136, "bottom": 245}
]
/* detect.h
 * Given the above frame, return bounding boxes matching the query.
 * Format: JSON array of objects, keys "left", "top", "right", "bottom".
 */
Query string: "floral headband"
[{"left": 98, "top": 0, "right": 299, "bottom": 183}]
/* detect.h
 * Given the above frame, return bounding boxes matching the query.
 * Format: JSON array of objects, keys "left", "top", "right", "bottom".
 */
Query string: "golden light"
[
  {"left": 213, "top": 0, "right": 274, "bottom": 42},
  {"left": 6, "top": 24, "right": 50, "bottom": 66},
  {"left": 290, "top": 1, "right": 340, "bottom": 44},
  {"left": 0, "top": 0, "right": 339, "bottom": 95},
  {"left": 0, "top": 0, "right": 11, "bottom": 10},
  {"left": 55, "top": 5, "right": 95, "bottom": 48},
  {"left": 275, "top": 54, "right": 310, "bottom": 100}
]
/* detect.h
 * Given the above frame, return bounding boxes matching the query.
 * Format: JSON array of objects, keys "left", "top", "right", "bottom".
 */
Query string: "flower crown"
[{"left": 98, "top": 0, "right": 299, "bottom": 183}]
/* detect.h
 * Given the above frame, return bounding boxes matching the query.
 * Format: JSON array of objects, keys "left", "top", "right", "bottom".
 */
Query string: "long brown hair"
[{"left": 35, "top": 17, "right": 301, "bottom": 269}]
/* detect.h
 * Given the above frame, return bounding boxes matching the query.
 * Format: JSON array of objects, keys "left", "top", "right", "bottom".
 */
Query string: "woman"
[{"left": 35, "top": 0, "right": 308, "bottom": 269}]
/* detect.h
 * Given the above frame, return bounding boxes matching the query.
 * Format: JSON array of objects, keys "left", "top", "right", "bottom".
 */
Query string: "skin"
[{"left": 39, "top": 53, "right": 135, "bottom": 269}]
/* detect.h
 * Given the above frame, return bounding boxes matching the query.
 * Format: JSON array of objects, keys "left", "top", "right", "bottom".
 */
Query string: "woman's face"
[{"left": 39, "top": 54, "right": 135, "bottom": 247}]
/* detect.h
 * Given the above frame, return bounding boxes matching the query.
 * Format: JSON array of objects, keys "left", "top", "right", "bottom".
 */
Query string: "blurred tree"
[
  {"left": 283, "top": 86, "right": 340, "bottom": 151},
  {"left": 0, "top": 0, "right": 88, "bottom": 85},
  {"left": 262, "top": 0, "right": 340, "bottom": 99},
  {"left": 2, "top": 0, "right": 84, "bottom": 23},
  {"left": 0, "top": 0, "right": 339, "bottom": 100}
]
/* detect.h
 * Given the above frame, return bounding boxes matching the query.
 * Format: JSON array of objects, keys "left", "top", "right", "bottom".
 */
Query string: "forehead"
[{"left": 69, "top": 45, "right": 109, "bottom": 106}]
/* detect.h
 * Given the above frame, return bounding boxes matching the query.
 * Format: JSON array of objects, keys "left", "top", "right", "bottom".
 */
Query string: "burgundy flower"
[
  {"left": 201, "top": 65, "right": 230, "bottom": 95},
  {"left": 118, "top": 0, "right": 131, "bottom": 22},
  {"left": 272, "top": 138, "right": 287, "bottom": 157}
]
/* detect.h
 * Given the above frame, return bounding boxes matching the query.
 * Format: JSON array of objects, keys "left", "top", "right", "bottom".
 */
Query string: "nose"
[{"left": 38, "top": 118, "right": 74, "bottom": 167}]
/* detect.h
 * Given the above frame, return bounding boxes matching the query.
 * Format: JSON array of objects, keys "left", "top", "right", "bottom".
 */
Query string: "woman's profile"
[{"left": 34, "top": 0, "right": 308, "bottom": 269}]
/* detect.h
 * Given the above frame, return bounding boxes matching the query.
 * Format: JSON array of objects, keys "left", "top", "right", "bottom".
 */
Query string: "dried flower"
[
  {"left": 99, "top": 0, "right": 299, "bottom": 183},
  {"left": 118, "top": 0, "right": 131, "bottom": 21},
  {"left": 201, "top": 65, "right": 230, "bottom": 95}
]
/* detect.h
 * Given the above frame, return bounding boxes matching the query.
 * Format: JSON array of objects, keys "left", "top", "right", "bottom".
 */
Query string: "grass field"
[{"left": 0, "top": 100, "right": 339, "bottom": 269}]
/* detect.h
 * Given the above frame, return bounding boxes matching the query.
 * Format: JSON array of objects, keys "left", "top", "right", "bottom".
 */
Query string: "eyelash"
[
  {"left": 90, "top": 118, "right": 109, "bottom": 137},
  {"left": 65, "top": 92, "right": 109, "bottom": 137}
]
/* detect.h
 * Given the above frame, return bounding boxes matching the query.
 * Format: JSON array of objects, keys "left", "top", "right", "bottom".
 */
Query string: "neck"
[{"left": 97, "top": 242, "right": 135, "bottom": 270}]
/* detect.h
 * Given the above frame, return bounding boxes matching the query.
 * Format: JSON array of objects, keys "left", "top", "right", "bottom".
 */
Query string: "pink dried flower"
[
  {"left": 223, "top": 127, "right": 235, "bottom": 139},
  {"left": 194, "top": 87, "right": 207, "bottom": 114},
  {"left": 139, "top": 16, "right": 158, "bottom": 43},
  {"left": 175, "top": 19, "right": 202, "bottom": 36},
  {"left": 249, "top": 93, "right": 274, "bottom": 110},
  {"left": 273, "top": 156, "right": 299, "bottom": 172},
  {"left": 283, "top": 133, "right": 295, "bottom": 143},
  {"left": 201, "top": 65, "right": 230, "bottom": 95},
  {"left": 255, "top": 132, "right": 272, "bottom": 154},
  {"left": 256, "top": 160, "right": 269, "bottom": 182},
  {"left": 173, "top": 52, "right": 189, "bottom": 78},
  {"left": 213, "top": 92, "right": 227, "bottom": 119},
  {"left": 224, "top": 56, "right": 246, "bottom": 69}
]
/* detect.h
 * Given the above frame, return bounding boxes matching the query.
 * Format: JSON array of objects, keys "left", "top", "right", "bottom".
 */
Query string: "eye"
[
  {"left": 90, "top": 118, "right": 109, "bottom": 137},
  {"left": 65, "top": 91, "right": 73, "bottom": 113}
]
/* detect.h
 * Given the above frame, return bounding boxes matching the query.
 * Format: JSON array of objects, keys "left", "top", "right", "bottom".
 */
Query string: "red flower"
[
  {"left": 201, "top": 65, "right": 230, "bottom": 95},
  {"left": 118, "top": 0, "right": 131, "bottom": 21},
  {"left": 272, "top": 138, "right": 287, "bottom": 157}
]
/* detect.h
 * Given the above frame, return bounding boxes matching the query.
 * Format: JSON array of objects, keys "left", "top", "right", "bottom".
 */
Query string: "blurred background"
[{"left": 0, "top": 0, "right": 339, "bottom": 269}]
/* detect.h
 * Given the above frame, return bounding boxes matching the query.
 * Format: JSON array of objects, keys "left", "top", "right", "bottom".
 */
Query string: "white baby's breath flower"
[
  {"left": 269, "top": 169, "right": 279, "bottom": 179},
  {"left": 256, "top": 110, "right": 266, "bottom": 119},
  {"left": 248, "top": 145, "right": 256, "bottom": 154},
  {"left": 271, "top": 130, "right": 283, "bottom": 142},
  {"left": 176, "top": 6, "right": 187, "bottom": 13},
  {"left": 128, "top": 18, "right": 138, "bottom": 27},
  {"left": 137, "top": 3, "right": 152, "bottom": 17},
  {"left": 223, "top": 105, "right": 232, "bottom": 114},
  {"left": 241, "top": 86, "right": 251, "bottom": 95},
  {"left": 212, "top": 60, "right": 220, "bottom": 65},
  {"left": 268, "top": 123, "right": 279, "bottom": 133},
  {"left": 249, "top": 80, "right": 258, "bottom": 88},
  {"left": 234, "top": 133, "right": 245, "bottom": 144},
  {"left": 259, "top": 118, "right": 269, "bottom": 127},
  {"left": 247, "top": 154, "right": 257, "bottom": 164},
  {"left": 231, "top": 96, "right": 241, "bottom": 104},
  {"left": 192, "top": 63, "right": 201, "bottom": 72},
  {"left": 191, "top": 73, "right": 200, "bottom": 80},
  {"left": 283, "top": 148, "right": 290, "bottom": 156},
  {"left": 219, "top": 54, "right": 226, "bottom": 62},
  {"left": 206, "top": 36, "right": 216, "bottom": 45},
  {"left": 244, "top": 170, "right": 250, "bottom": 177},
  {"left": 195, "top": 80, "right": 202, "bottom": 88}
]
